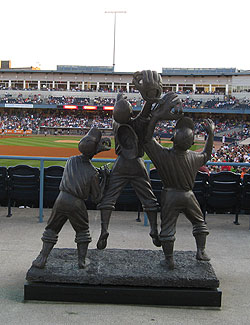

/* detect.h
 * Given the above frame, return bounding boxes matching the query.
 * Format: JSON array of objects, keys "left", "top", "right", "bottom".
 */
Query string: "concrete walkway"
[{"left": 0, "top": 207, "right": 250, "bottom": 325}]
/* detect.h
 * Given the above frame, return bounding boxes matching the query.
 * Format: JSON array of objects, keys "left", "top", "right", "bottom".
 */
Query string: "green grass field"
[
  {"left": 0, "top": 135, "right": 83, "bottom": 167},
  {"left": 0, "top": 135, "right": 204, "bottom": 168},
  {"left": 0, "top": 135, "right": 82, "bottom": 148}
]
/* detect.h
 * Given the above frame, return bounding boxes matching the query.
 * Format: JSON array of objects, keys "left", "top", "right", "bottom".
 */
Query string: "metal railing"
[{"left": 0, "top": 155, "right": 250, "bottom": 225}]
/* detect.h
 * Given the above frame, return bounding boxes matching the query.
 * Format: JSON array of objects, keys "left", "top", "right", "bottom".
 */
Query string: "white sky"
[{"left": 2, "top": 0, "right": 250, "bottom": 73}]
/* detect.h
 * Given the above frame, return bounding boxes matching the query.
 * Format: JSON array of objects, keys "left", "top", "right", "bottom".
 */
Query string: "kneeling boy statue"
[{"left": 32, "top": 128, "right": 111, "bottom": 269}]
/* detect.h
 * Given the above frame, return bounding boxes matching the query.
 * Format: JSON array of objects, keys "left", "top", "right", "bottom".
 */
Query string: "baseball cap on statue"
[
  {"left": 172, "top": 117, "right": 195, "bottom": 151},
  {"left": 78, "top": 127, "right": 101, "bottom": 155},
  {"left": 176, "top": 117, "right": 194, "bottom": 130},
  {"left": 113, "top": 97, "right": 133, "bottom": 124}
]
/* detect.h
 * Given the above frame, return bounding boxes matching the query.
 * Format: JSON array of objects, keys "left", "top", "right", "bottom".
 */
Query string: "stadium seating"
[
  {"left": 149, "top": 168, "right": 162, "bottom": 206},
  {"left": 1, "top": 163, "right": 250, "bottom": 227},
  {"left": 115, "top": 183, "right": 142, "bottom": 220},
  {"left": 43, "top": 166, "right": 64, "bottom": 208},
  {"left": 7, "top": 165, "right": 40, "bottom": 217},
  {"left": 241, "top": 174, "right": 250, "bottom": 215},
  {"left": 206, "top": 171, "right": 241, "bottom": 224},
  {"left": 192, "top": 171, "right": 209, "bottom": 221},
  {"left": 0, "top": 167, "right": 8, "bottom": 207}
]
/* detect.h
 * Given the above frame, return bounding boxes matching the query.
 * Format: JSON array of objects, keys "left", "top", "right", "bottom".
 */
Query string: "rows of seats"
[
  {"left": 0, "top": 165, "right": 41, "bottom": 217},
  {"left": 0, "top": 165, "right": 142, "bottom": 217},
  {"left": 1, "top": 165, "right": 249, "bottom": 224},
  {"left": 150, "top": 169, "right": 250, "bottom": 225}
]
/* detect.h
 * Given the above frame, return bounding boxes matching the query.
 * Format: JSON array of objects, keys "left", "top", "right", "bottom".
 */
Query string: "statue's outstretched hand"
[
  {"left": 202, "top": 118, "right": 215, "bottom": 135},
  {"left": 132, "top": 70, "right": 162, "bottom": 103},
  {"left": 152, "top": 92, "right": 183, "bottom": 121},
  {"left": 116, "top": 93, "right": 126, "bottom": 102},
  {"left": 96, "top": 137, "right": 111, "bottom": 153},
  {"left": 98, "top": 164, "right": 110, "bottom": 198}
]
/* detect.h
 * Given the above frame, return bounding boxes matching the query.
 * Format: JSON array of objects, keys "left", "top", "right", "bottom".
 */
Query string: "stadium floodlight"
[{"left": 105, "top": 10, "right": 127, "bottom": 72}]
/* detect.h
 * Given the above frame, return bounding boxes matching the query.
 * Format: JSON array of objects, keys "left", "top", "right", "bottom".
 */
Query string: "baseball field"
[{"left": 0, "top": 135, "right": 205, "bottom": 168}]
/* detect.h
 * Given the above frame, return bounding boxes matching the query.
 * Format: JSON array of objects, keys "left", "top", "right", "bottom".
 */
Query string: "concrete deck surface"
[{"left": 0, "top": 207, "right": 250, "bottom": 325}]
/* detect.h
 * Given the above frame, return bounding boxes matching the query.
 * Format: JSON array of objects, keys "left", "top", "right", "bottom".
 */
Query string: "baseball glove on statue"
[{"left": 132, "top": 70, "right": 163, "bottom": 103}]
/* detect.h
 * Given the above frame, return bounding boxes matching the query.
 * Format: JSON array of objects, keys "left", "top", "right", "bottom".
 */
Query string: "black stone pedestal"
[{"left": 25, "top": 248, "right": 222, "bottom": 307}]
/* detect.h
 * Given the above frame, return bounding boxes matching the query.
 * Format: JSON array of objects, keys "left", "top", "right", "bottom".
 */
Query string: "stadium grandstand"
[
  {"left": 0, "top": 62, "right": 249, "bottom": 140},
  {"left": 0, "top": 62, "right": 249, "bottom": 174}
]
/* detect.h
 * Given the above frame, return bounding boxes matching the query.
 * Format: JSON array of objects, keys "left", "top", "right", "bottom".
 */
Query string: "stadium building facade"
[
  {"left": 0, "top": 65, "right": 250, "bottom": 137},
  {"left": 1, "top": 65, "right": 250, "bottom": 97}
]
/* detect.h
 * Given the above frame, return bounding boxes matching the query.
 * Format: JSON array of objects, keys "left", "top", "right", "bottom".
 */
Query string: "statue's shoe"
[{"left": 97, "top": 233, "right": 109, "bottom": 250}]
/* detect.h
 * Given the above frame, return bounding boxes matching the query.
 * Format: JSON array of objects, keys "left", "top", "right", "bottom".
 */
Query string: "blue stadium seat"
[
  {"left": 43, "top": 166, "right": 64, "bottom": 208},
  {"left": 207, "top": 171, "right": 241, "bottom": 225},
  {"left": 7, "top": 165, "right": 40, "bottom": 217},
  {"left": 0, "top": 166, "right": 8, "bottom": 207}
]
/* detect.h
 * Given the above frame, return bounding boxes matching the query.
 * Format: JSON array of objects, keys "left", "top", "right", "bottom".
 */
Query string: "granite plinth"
[
  {"left": 26, "top": 248, "right": 219, "bottom": 288},
  {"left": 25, "top": 248, "right": 221, "bottom": 306}
]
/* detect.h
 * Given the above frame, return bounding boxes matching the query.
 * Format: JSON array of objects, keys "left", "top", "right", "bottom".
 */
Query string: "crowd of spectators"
[
  {"left": 1, "top": 93, "right": 250, "bottom": 112},
  {"left": 0, "top": 109, "right": 250, "bottom": 176},
  {"left": 0, "top": 93, "right": 43, "bottom": 104},
  {"left": 0, "top": 111, "right": 41, "bottom": 132},
  {"left": 0, "top": 109, "right": 249, "bottom": 144},
  {"left": 47, "top": 96, "right": 90, "bottom": 105},
  {"left": 153, "top": 118, "right": 250, "bottom": 141},
  {"left": 0, "top": 110, "right": 114, "bottom": 131},
  {"left": 208, "top": 144, "right": 250, "bottom": 175},
  {"left": 41, "top": 113, "right": 113, "bottom": 129}
]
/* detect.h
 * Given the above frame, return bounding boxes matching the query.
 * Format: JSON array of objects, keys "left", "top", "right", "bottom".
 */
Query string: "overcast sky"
[{"left": 2, "top": 0, "right": 250, "bottom": 73}]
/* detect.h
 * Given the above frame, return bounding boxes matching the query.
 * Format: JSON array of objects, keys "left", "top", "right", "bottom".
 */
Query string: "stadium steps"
[{"left": 215, "top": 126, "right": 243, "bottom": 137}]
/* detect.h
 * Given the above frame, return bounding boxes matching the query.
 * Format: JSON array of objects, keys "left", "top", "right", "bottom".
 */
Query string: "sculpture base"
[
  {"left": 25, "top": 248, "right": 222, "bottom": 307},
  {"left": 24, "top": 282, "right": 221, "bottom": 307}
]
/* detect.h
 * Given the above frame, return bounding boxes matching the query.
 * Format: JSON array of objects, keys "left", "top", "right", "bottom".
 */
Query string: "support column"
[
  {"left": 52, "top": 81, "right": 55, "bottom": 89},
  {"left": 193, "top": 84, "right": 196, "bottom": 94},
  {"left": 38, "top": 80, "right": 41, "bottom": 90},
  {"left": 225, "top": 84, "right": 229, "bottom": 95},
  {"left": 209, "top": 84, "right": 212, "bottom": 93},
  {"left": 127, "top": 82, "right": 129, "bottom": 93},
  {"left": 97, "top": 81, "right": 100, "bottom": 91},
  {"left": 112, "top": 82, "right": 114, "bottom": 91},
  {"left": 176, "top": 84, "right": 179, "bottom": 92},
  {"left": 67, "top": 81, "right": 70, "bottom": 91},
  {"left": 23, "top": 80, "right": 26, "bottom": 89},
  {"left": 82, "top": 81, "right": 85, "bottom": 91},
  {"left": 8, "top": 80, "right": 11, "bottom": 89}
]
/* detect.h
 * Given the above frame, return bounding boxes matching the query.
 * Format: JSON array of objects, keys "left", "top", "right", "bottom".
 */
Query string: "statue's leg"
[
  {"left": 77, "top": 242, "right": 90, "bottom": 268},
  {"left": 69, "top": 199, "right": 92, "bottom": 268},
  {"left": 161, "top": 240, "right": 175, "bottom": 270},
  {"left": 97, "top": 173, "right": 128, "bottom": 250},
  {"left": 194, "top": 233, "right": 210, "bottom": 261},
  {"left": 159, "top": 189, "right": 179, "bottom": 269},
  {"left": 32, "top": 229, "right": 58, "bottom": 268},
  {"left": 97, "top": 209, "right": 112, "bottom": 250},
  {"left": 147, "top": 211, "right": 161, "bottom": 247},
  {"left": 130, "top": 175, "right": 159, "bottom": 246},
  {"left": 183, "top": 191, "right": 210, "bottom": 261},
  {"left": 32, "top": 192, "right": 67, "bottom": 268}
]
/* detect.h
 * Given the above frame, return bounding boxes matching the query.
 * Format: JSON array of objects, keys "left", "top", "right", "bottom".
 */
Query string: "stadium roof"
[
  {"left": 56, "top": 65, "right": 114, "bottom": 73},
  {"left": 1, "top": 65, "right": 250, "bottom": 76},
  {"left": 162, "top": 68, "right": 237, "bottom": 76}
]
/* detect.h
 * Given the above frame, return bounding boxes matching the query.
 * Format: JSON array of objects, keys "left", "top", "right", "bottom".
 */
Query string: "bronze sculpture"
[
  {"left": 144, "top": 112, "right": 214, "bottom": 269},
  {"left": 32, "top": 70, "right": 214, "bottom": 273},
  {"left": 96, "top": 71, "right": 164, "bottom": 250},
  {"left": 132, "top": 73, "right": 214, "bottom": 269},
  {"left": 32, "top": 127, "right": 111, "bottom": 269}
]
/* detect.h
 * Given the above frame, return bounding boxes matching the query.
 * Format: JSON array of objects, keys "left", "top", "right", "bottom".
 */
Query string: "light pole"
[{"left": 105, "top": 11, "right": 126, "bottom": 72}]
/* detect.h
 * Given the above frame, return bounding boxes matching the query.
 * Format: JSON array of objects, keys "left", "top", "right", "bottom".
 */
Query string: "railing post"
[
  {"left": 39, "top": 159, "right": 44, "bottom": 223},
  {"left": 144, "top": 161, "right": 151, "bottom": 227}
]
